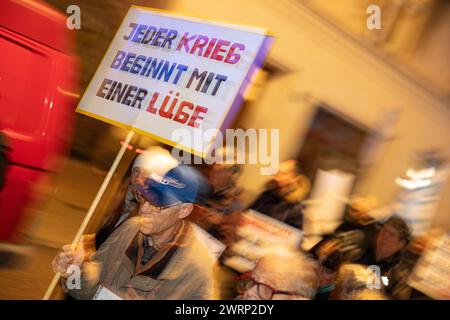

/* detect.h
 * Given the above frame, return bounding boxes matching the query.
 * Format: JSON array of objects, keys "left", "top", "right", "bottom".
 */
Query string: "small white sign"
[{"left": 93, "top": 285, "right": 123, "bottom": 300}]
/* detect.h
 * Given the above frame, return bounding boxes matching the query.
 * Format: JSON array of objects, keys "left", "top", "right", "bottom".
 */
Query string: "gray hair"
[
  {"left": 336, "top": 264, "right": 385, "bottom": 300},
  {"left": 254, "top": 247, "right": 319, "bottom": 299}
]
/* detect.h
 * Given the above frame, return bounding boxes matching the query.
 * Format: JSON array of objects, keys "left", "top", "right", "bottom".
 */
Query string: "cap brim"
[{"left": 136, "top": 183, "right": 181, "bottom": 207}]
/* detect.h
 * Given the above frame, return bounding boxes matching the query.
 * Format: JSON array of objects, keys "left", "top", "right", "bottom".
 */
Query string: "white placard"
[
  {"left": 77, "top": 6, "right": 271, "bottom": 157},
  {"left": 395, "top": 167, "right": 449, "bottom": 236},
  {"left": 304, "top": 170, "right": 355, "bottom": 235},
  {"left": 223, "top": 209, "right": 303, "bottom": 273},
  {"left": 408, "top": 233, "right": 450, "bottom": 299},
  {"left": 301, "top": 169, "right": 355, "bottom": 251}
]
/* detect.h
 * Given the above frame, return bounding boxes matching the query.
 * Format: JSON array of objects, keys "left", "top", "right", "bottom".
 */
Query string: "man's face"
[
  {"left": 376, "top": 224, "right": 406, "bottom": 259},
  {"left": 239, "top": 275, "right": 305, "bottom": 300},
  {"left": 138, "top": 201, "right": 185, "bottom": 235},
  {"left": 131, "top": 167, "right": 150, "bottom": 187},
  {"left": 239, "top": 265, "right": 306, "bottom": 300}
]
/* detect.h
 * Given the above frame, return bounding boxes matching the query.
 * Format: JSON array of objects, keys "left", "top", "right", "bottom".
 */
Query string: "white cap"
[{"left": 133, "top": 146, "right": 179, "bottom": 178}]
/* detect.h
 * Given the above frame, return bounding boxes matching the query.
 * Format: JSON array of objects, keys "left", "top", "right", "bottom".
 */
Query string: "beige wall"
[{"left": 169, "top": 0, "right": 450, "bottom": 229}]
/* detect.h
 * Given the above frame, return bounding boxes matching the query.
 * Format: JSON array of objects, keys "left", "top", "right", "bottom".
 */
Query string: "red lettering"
[
  {"left": 203, "top": 38, "right": 217, "bottom": 58},
  {"left": 146, "top": 92, "right": 159, "bottom": 114},
  {"left": 189, "top": 35, "right": 209, "bottom": 56},
  {"left": 176, "top": 32, "right": 196, "bottom": 52},
  {"left": 224, "top": 43, "right": 245, "bottom": 64},
  {"left": 188, "top": 106, "right": 208, "bottom": 128},
  {"left": 210, "top": 40, "right": 230, "bottom": 62},
  {"left": 159, "top": 92, "right": 178, "bottom": 118},
  {"left": 176, "top": 33, "right": 245, "bottom": 65},
  {"left": 173, "top": 101, "right": 194, "bottom": 124}
]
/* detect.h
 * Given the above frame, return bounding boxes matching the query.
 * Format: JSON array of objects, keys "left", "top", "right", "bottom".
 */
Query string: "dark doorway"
[{"left": 298, "top": 107, "right": 368, "bottom": 188}]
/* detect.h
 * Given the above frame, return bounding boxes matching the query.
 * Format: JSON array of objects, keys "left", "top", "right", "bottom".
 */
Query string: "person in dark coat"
[
  {"left": 312, "top": 213, "right": 414, "bottom": 299},
  {"left": 249, "top": 160, "right": 310, "bottom": 229}
]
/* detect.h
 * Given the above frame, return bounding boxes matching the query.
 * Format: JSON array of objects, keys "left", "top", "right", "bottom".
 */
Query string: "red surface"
[
  {"left": 0, "top": 0, "right": 74, "bottom": 54},
  {"left": 0, "top": 0, "right": 79, "bottom": 241}
]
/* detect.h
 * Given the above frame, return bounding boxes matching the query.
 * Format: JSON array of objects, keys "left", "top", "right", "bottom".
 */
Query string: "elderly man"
[
  {"left": 236, "top": 248, "right": 319, "bottom": 300},
  {"left": 52, "top": 165, "right": 214, "bottom": 300},
  {"left": 95, "top": 146, "right": 180, "bottom": 248}
]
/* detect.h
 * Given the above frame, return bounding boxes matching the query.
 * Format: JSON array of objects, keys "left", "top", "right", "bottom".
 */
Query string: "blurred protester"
[
  {"left": 313, "top": 239, "right": 341, "bottom": 299},
  {"left": 236, "top": 247, "right": 319, "bottom": 300},
  {"left": 202, "top": 148, "right": 243, "bottom": 214},
  {"left": 336, "top": 196, "right": 380, "bottom": 238},
  {"left": 331, "top": 264, "right": 386, "bottom": 300},
  {"left": 311, "top": 196, "right": 379, "bottom": 250},
  {"left": 209, "top": 160, "right": 310, "bottom": 300},
  {"left": 187, "top": 147, "right": 245, "bottom": 300},
  {"left": 0, "top": 132, "right": 9, "bottom": 190},
  {"left": 95, "top": 147, "right": 178, "bottom": 248},
  {"left": 312, "top": 214, "right": 413, "bottom": 299},
  {"left": 357, "top": 216, "right": 411, "bottom": 274},
  {"left": 189, "top": 147, "right": 244, "bottom": 237},
  {"left": 52, "top": 165, "right": 214, "bottom": 300},
  {"left": 249, "top": 159, "right": 309, "bottom": 229},
  {"left": 311, "top": 196, "right": 382, "bottom": 299},
  {"left": 385, "top": 233, "right": 438, "bottom": 300}
]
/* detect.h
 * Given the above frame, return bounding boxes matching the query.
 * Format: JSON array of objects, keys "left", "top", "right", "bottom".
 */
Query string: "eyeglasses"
[
  {"left": 135, "top": 192, "right": 181, "bottom": 213},
  {"left": 237, "top": 272, "right": 299, "bottom": 300}
]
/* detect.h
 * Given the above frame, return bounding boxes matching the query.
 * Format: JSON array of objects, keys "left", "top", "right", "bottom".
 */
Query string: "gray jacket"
[{"left": 63, "top": 218, "right": 214, "bottom": 300}]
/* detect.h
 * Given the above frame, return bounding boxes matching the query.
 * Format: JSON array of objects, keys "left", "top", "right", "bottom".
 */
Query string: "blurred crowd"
[{"left": 52, "top": 146, "right": 447, "bottom": 300}]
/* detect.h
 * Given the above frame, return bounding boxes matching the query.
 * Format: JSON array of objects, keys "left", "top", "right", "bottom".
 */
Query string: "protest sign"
[
  {"left": 77, "top": 5, "right": 272, "bottom": 157},
  {"left": 301, "top": 169, "right": 355, "bottom": 250},
  {"left": 408, "top": 233, "right": 450, "bottom": 299},
  {"left": 395, "top": 166, "right": 450, "bottom": 236},
  {"left": 223, "top": 209, "right": 303, "bottom": 273}
]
